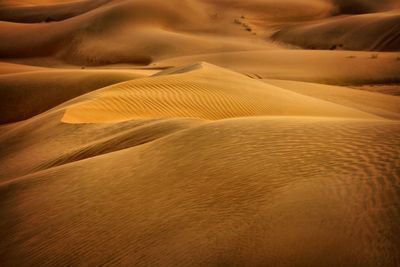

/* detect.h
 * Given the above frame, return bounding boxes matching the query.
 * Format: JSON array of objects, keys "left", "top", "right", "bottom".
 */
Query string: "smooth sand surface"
[
  {"left": 264, "top": 79, "right": 400, "bottom": 120},
  {"left": 0, "top": 0, "right": 399, "bottom": 266},
  {"left": 0, "top": 0, "right": 110, "bottom": 23},
  {"left": 273, "top": 10, "right": 400, "bottom": 51},
  {"left": 0, "top": 69, "right": 149, "bottom": 123},
  {"left": 156, "top": 50, "right": 400, "bottom": 85}
]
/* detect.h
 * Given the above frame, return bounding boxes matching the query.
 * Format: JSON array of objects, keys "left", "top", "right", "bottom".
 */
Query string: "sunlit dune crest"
[{"left": 62, "top": 62, "right": 380, "bottom": 123}]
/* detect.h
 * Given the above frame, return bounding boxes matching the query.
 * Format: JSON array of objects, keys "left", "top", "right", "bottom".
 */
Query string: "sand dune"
[
  {"left": 331, "top": 0, "right": 400, "bottom": 14},
  {"left": 61, "top": 63, "right": 380, "bottom": 123},
  {"left": 1, "top": 62, "right": 395, "bottom": 180},
  {"left": 0, "top": 0, "right": 85, "bottom": 7},
  {"left": 0, "top": 0, "right": 271, "bottom": 65},
  {"left": 0, "top": 61, "right": 46, "bottom": 75},
  {"left": 0, "top": 69, "right": 147, "bottom": 123},
  {"left": 1, "top": 117, "right": 399, "bottom": 266},
  {"left": 157, "top": 50, "right": 400, "bottom": 85},
  {"left": 273, "top": 10, "right": 400, "bottom": 51},
  {"left": 1, "top": 1, "right": 399, "bottom": 266},
  {"left": 264, "top": 79, "right": 400, "bottom": 120},
  {"left": 0, "top": 0, "right": 110, "bottom": 23},
  {"left": 350, "top": 84, "right": 400, "bottom": 96},
  {"left": 201, "top": 0, "right": 334, "bottom": 22},
  {"left": 0, "top": 62, "right": 395, "bottom": 183}
]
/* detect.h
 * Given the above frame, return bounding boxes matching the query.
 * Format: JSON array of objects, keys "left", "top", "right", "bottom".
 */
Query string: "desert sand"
[{"left": 0, "top": 0, "right": 399, "bottom": 266}]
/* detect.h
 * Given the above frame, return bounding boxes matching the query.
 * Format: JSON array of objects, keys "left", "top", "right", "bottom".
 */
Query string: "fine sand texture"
[{"left": 0, "top": 0, "right": 399, "bottom": 266}]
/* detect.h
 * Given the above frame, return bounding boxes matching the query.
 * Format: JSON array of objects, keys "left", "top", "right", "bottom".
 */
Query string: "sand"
[
  {"left": 0, "top": 69, "right": 149, "bottom": 123},
  {"left": 272, "top": 10, "right": 400, "bottom": 51},
  {"left": 0, "top": 0, "right": 399, "bottom": 266},
  {"left": 62, "top": 63, "right": 379, "bottom": 123}
]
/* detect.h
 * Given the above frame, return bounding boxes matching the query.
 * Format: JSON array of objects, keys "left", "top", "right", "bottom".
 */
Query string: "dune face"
[
  {"left": 1, "top": 116, "right": 400, "bottom": 266},
  {"left": 272, "top": 11, "right": 400, "bottom": 51},
  {"left": 62, "top": 63, "right": 379, "bottom": 123},
  {"left": 0, "top": 69, "right": 147, "bottom": 123},
  {"left": 331, "top": 0, "right": 400, "bottom": 14},
  {"left": 0, "top": 0, "right": 110, "bottom": 23},
  {"left": 1, "top": 0, "right": 400, "bottom": 266}
]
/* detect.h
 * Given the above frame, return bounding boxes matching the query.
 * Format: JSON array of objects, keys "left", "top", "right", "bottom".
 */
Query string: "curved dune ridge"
[
  {"left": 331, "top": 0, "right": 400, "bottom": 14},
  {"left": 273, "top": 10, "right": 400, "bottom": 51},
  {"left": 0, "top": 117, "right": 399, "bottom": 266},
  {"left": 0, "top": 0, "right": 110, "bottom": 23},
  {"left": 62, "top": 62, "right": 381, "bottom": 123}
]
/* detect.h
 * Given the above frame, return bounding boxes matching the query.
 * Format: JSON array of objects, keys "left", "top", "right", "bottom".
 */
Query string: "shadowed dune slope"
[
  {"left": 0, "top": 0, "right": 110, "bottom": 23},
  {"left": 0, "top": 113, "right": 203, "bottom": 180},
  {"left": 350, "top": 84, "right": 400, "bottom": 96},
  {"left": 273, "top": 11, "right": 400, "bottom": 51},
  {"left": 331, "top": 0, "right": 400, "bottom": 14},
  {"left": 61, "top": 62, "right": 380, "bottom": 123},
  {"left": 0, "top": 117, "right": 399, "bottom": 266},
  {"left": 0, "top": 69, "right": 147, "bottom": 123}
]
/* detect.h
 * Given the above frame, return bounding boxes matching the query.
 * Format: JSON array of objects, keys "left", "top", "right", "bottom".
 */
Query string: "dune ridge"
[
  {"left": 273, "top": 10, "right": 400, "bottom": 51},
  {"left": 0, "top": 0, "right": 110, "bottom": 23},
  {"left": 61, "top": 63, "right": 380, "bottom": 123},
  {"left": 1, "top": 62, "right": 396, "bottom": 181}
]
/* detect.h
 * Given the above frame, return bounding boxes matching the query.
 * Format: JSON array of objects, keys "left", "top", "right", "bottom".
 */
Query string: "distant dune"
[
  {"left": 0, "top": 0, "right": 110, "bottom": 23},
  {"left": 157, "top": 50, "right": 400, "bottom": 85},
  {"left": 273, "top": 10, "right": 400, "bottom": 51},
  {"left": 331, "top": 0, "right": 400, "bottom": 14},
  {"left": 0, "top": 0, "right": 270, "bottom": 65}
]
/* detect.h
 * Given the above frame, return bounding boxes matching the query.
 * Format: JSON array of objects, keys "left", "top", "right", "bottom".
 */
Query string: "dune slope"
[
  {"left": 61, "top": 62, "right": 379, "bottom": 123},
  {"left": 0, "top": 0, "right": 110, "bottom": 23},
  {"left": 0, "top": 69, "right": 147, "bottom": 123},
  {"left": 1, "top": 117, "right": 399, "bottom": 266},
  {"left": 0, "top": 0, "right": 271, "bottom": 65},
  {"left": 156, "top": 50, "right": 400, "bottom": 85},
  {"left": 273, "top": 10, "right": 400, "bottom": 51},
  {"left": 264, "top": 79, "right": 400, "bottom": 120}
]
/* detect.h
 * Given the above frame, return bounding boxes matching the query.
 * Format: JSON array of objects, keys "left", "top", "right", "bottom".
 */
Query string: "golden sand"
[{"left": 0, "top": 0, "right": 399, "bottom": 266}]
